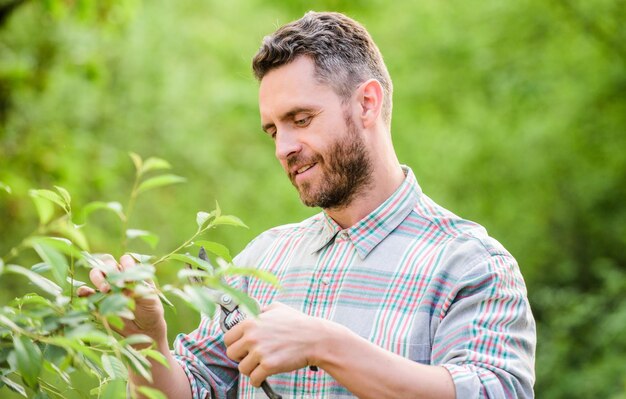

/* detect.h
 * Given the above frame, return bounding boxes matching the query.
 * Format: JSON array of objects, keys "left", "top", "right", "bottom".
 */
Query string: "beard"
[{"left": 286, "top": 113, "right": 373, "bottom": 209}]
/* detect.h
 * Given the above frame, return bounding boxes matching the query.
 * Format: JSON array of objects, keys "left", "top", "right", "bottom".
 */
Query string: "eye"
[
  {"left": 263, "top": 126, "right": 277, "bottom": 140},
  {"left": 294, "top": 115, "right": 312, "bottom": 127}
]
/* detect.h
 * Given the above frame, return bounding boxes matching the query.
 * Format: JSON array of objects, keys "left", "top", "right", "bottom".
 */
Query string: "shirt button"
[{"left": 321, "top": 277, "right": 330, "bottom": 285}]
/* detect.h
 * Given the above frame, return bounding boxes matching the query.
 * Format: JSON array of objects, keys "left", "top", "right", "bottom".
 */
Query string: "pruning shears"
[{"left": 188, "top": 247, "right": 282, "bottom": 399}]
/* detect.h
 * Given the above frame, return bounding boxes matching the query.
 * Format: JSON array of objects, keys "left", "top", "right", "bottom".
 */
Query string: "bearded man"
[{"left": 81, "top": 11, "right": 536, "bottom": 399}]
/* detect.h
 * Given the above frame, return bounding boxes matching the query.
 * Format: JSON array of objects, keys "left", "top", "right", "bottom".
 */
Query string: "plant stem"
[
  {"left": 152, "top": 222, "right": 215, "bottom": 266},
  {"left": 121, "top": 170, "right": 142, "bottom": 253}
]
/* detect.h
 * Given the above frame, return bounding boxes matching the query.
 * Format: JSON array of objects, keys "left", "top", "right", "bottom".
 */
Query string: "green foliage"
[
  {"left": 0, "top": 153, "right": 270, "bottom": 398},
  {"left": 0, "top": 0, "right": 624, "bottom": 398}
]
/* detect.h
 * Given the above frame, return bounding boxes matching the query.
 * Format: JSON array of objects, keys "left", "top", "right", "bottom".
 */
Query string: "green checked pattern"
[{"left": 173, "top": 167, "right": 536, "bottom": 399}]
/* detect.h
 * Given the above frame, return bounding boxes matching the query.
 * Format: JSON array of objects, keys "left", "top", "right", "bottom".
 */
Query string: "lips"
[
  {"left": 296, "top": 164, "right": 315, "bottom": 174},
  {"left": 289, "top": 162, "right": 318, "bottom": 184}
]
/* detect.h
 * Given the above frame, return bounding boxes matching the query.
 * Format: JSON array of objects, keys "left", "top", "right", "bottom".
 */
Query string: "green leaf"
[
  {"left": 215, "top": 200, "right": 221, "bottom": 218},
  {"left": 137, "top": 386, "right": 168, "bottom": 399},
  {"left": 126, "top": 229, "right": 159, "bottom": 249},
  {"left": 99, "top": 293, "right": 134, "bottom": 318},
  {"left": 5, "top": 265, "right": 62, "bottom": 296},
  {"left": 107, "top": 263, "right": 156, "bottom": 285},
  {"left": 164, "top": 286, "right": 217, "bottom": 315},
  {"left": 54, "top": 185, "right": 71, "bottom": 208},
  {"left": 136, "top": 174, "right": 186, "bottom": 195},
  {"left": 46, "top": 337, "right": 101, "bottom": 365},
  {"left": 66, "top": 326, "right": 115, "bottom": 345},
  {"left": 212, "top": 215, "right": 248, "bottom": 229},
  {"left": 101, "top": 354, "right": 128, "bottom": 379},
  {"left": 119, "top": 334, "right": 153, "bottom": 347},
  {"left": 168, "top": 253, "right": 215, "bottom": 272},
  {"left": 27, "top": 236, "right": 83, "bottom": 259},
  {"left": 193, "top": 240, "right": 232, "bottom": 262},
  {"left": 129, "top": 152, "right": 143, "bottom": 173},
  {"left": 0, "top": 314, "right": 24, "bottom": 332},
  {"left": 129, "top": 252, "right": 154, "bottom": 264},
  {"left": 121, "top": 345, "right": 152, "bottom": 382},
  {"left": 31, "top": 262, "right": 51, "bottom": 273},
  {"left": 67, "top": 276, "right": 87, "bottom": 287},
  {"left": 30, "top": 194, "right": 54, "bottom": 224},
  {"left": 182, "top": 286, "right": 217, "bottom": 316},
  {"left": 141, "top": 157, "right": 171, "bottom": 174},
  {"left": 0, "top": 182, "right": 11, "bottom": 194},
  {"left": 196, "top": 211, "right": 214, "bottom": 229},
  {"left": 29, "top": 189, "right": 67, "bottom": 210},
  {"left": 157, "top": 291, "right": 174, "bottom": 308},
  {"left": 43, "top": 344, "right": 69, "bottom": 367},
  {"left": 80, "top": 201, "right": 125, "bottom": 223},
  {"left": 54, "top": 220, "right": 90, "bottom": 251},
  {"left": 177, "top": 268, "right": 214, "bottom": 282},
  {"left": 13, "top": 293, "right": 53, "bottom": 308},
  {"left": 30, "top": 241, "right": 68, "bottom": 287},
  {"left": 106, "top": 315, "right": 125, "bottom": 330},
  {"left": 43, "top": 360, "right": 71, "bottom": 384},
  {"left": 13, "top": 335, "right": 43, "bottom": 389},
  {"left": 99, "top": 378, "right": 127, "bottom": 399},
  {"left": 141, "top": 348, "right": 169, "bottom": 368},
  {"left": 33, "top": 391, "right": 50, "bottom": 399},
  {"left": 0, "top": 375, "right": 26, "bottom": 397},
  {"left": 81, "top": 252, "right": 118, "bottom": 274}
]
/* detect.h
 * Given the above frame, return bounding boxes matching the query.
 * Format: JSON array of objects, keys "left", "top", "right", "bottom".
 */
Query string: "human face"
[{"left": 259, "top": 57, "right": 372, "bottom": 209}]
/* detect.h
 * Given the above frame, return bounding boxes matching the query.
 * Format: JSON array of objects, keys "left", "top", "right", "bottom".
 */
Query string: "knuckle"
[{"left": 261, "top": 357, "right": 279, "bottom": 372}]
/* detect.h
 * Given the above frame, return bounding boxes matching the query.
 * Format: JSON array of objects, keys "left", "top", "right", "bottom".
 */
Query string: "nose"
[{"left": 274, "top": 130, "right": 302, "bottom": 161}]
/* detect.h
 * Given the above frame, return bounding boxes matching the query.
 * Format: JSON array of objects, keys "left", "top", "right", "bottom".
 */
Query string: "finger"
[
  {"left": 95, "top": 253, "right": 119, "bottom": 274},
  {"left": 119, "top": 254, "right": 136, "bottom": 271},
  {"left": 89, "top": 268, "right": 111, "bottom": 293},
  {"left": 238, "top": 352, "right": 260, "bottom": 376},
  {"left": 249, "top": 364, "right": 270, "bottom": 388},
  {"left": 223, "top": 320, "right": 247, "bottom": 347},
  {"left": 225, "top": 335, "right": 250, "bottom": 362},
  {"left": 77, "top": 286, "right": 96, "bottom": 297}
]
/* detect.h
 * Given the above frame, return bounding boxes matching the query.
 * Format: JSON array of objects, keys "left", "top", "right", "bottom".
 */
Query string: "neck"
[{"left": 325, "top": 159, "right": 405, "bottom": 229}]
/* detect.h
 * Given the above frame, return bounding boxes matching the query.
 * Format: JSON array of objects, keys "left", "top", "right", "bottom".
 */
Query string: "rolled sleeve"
[
  {"left": 434, "top": 253, "right": 536, "bottom": 398},
  {"left": 172, "top": 314, "right": 239, "bottom": 399}
]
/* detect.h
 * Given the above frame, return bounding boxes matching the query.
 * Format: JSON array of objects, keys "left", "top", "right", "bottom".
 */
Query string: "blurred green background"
[{"left": 1, "top": 0, "right": 625, "bottom": 397}]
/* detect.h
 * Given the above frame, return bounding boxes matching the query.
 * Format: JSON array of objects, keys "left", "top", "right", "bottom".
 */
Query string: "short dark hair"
[{"left": 252, "top": 11, "right": 393, "bottom": 126}]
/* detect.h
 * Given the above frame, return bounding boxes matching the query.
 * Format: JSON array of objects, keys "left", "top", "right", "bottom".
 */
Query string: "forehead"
[{"left": 258, "top": 57, "right": 341, "bottom": 121}]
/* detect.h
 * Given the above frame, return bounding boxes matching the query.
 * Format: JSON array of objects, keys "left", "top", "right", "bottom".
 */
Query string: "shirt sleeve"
[
  {"left": 172, "top": 313, "right": 239, "bottom": 399},
  {"left": 433, "top": 252, "right": 536, "bottom": 398}
]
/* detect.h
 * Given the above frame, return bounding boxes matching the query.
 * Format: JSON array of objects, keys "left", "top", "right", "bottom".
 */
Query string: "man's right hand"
[
  {"left": 77, "top": 254, "right": 193, "bottom": 398},
  {"left": 77, "top": 254, "right": 167, "bottom": 345}
]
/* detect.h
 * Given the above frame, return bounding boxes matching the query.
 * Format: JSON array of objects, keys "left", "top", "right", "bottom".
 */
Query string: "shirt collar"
[{"left": 311, "top": 166, "right": 422, "bottom": 259}]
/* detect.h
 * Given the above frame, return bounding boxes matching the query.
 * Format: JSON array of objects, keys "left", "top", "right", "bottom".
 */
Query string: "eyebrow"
[{"left": 261, "top": 106, "right": 320, "bottom": 133}]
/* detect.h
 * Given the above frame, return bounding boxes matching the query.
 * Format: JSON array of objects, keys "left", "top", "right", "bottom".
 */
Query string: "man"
[{"left": 81, "top": 11, "right": 535, "bottom": 399}]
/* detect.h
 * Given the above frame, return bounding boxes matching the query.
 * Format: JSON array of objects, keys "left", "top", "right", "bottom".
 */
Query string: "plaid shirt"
[{"left": 173, "top": 167, "right": 536, "bottom": 398}]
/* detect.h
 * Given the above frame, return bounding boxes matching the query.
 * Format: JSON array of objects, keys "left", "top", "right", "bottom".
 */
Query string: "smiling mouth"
[{"left": 296, "top": 164, "right": 315, "bottom": 174}]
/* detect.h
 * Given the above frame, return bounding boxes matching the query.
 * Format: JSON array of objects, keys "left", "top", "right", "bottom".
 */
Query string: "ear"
[{"left": 357, "top": 79, "right": 384, "bottom": 129}]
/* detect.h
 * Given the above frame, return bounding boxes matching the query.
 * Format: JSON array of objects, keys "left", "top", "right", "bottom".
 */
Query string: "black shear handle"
[{"left": 261, "top": 381, "right": 282, "bottom": 399}]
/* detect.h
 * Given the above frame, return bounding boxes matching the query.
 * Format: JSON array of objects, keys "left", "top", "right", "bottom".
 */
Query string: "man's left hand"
[{"left": 223, "top": 302, "right": 325, "bottom": 387}]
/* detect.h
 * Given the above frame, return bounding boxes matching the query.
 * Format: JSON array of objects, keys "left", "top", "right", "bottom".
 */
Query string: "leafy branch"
[{"left": 0, "top": 153, "right": 272, "bottom": 399}]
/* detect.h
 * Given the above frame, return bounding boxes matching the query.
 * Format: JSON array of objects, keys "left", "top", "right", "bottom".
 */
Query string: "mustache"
[{"left": 286, "top": 154, "right": 322, "bottom": 172}]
